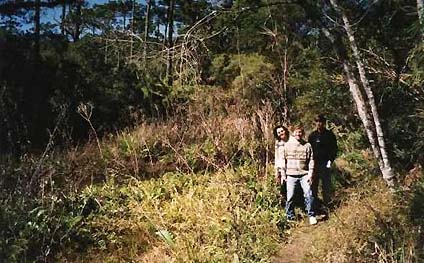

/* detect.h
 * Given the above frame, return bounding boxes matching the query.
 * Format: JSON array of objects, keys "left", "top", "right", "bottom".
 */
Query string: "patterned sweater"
[{"left": 281, "top": 136, "right": 314, "bottom": 177}]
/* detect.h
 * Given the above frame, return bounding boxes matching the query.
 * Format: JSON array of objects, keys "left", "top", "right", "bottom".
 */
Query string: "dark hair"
[
  {"left": 314, "top": 114, "right": 326, "bottom": 122},
  {"left": 273, "top": 125, "right": 289, "bottom": 140}
]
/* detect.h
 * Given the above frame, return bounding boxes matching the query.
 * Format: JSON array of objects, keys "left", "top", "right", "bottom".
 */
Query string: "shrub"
[{"left": 209, "top": 53, "right": 275, "bottom": 101}]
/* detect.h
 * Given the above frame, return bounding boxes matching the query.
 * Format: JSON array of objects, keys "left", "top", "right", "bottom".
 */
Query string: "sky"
[
  {"left": 45, "top": 0, "right": 128, "bottom": 24},
  {"left": 0, "top": 0, "right": 147, "bottom": 32}
]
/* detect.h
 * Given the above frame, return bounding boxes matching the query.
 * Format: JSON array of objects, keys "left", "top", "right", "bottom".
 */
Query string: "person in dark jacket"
[{"left": 308, "top": 114, "right": 338, "bottom": 210}]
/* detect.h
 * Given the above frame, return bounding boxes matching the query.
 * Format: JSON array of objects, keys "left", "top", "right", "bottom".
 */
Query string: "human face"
[
  {"left": 315, "top": 120, "right": 325, "bottom": 131},
  {"left": 277, "top": 128, "right": 288, "bottom": 140},
  {"left": 293, "top": 128, "right": 304, "bottom": 140}
]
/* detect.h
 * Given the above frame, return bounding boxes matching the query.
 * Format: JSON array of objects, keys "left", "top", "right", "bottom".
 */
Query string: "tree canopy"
[{"left": 0, "top": 0, "right": 423, "bottom": 167}]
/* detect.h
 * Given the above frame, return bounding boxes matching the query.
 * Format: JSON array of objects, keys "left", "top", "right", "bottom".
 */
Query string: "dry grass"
[
  {"left": 52, "top": 87, "right": 281, "bottom": 262},
  {"left": 306, "top": 177, "right": 421, "bottom": 263},
  {"left": 57, "top": 167, "right": 284, "bottom": 263}
]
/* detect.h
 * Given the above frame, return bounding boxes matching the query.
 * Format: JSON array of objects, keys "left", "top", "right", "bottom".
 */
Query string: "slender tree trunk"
[
  {"left": 156, "top": 16, "right": 161, "bottom": 41},
  {"left": 265, "top": 0, "right": 290, "bottom": 123},
  {"left": 418, "top": 0, "right": 424, "bottom": 39},
  {"left": 163, "top": 12, "right": 168, "bottom": 46},
  {"left": 329, "top": 0, "right": 395, "bottom": 185},
  {"left": 34, "top": 0, "right": 41, "bottom": 56},
  {"left": 143, "top": 0, "right": 152, "bottom": 65},
  {"left": 61, "top": 1, "right": 66, "bottom": 35},
  {"left": 130, "top": 0, "right": 134, "bottom": 58},
  {"left": 342, "top": 62, "right": 385, "bottom": 168},
  {"left": 282, "top": 38, "right": 289, "bottom": 123},
  {"left": 166, "top": 0, "right": 175, "bottom": 86},
  {"left": 73, "top": 0, "right": 82, "bottom": 42},
  {"left": 322, "top": 28, "right": 384, "bottom": 170}
]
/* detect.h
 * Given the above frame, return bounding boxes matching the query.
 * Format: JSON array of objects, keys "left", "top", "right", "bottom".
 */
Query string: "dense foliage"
[
  {"left": 0, "top": 0, "right": 423, "bottom": 262},
  {"left": 1, "top": 0, "right": 423, "bottom": 166}
]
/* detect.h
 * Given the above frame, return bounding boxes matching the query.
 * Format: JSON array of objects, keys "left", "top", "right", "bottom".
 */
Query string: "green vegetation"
[
  {"left": 307, "top": 174, "right": 424, "bottom": 263},
  {"left": 1, "top": 89, "right": 424, "bottom": 262},
  {"left": 1, "top": 0, "right": 424, "bottom": 262}
]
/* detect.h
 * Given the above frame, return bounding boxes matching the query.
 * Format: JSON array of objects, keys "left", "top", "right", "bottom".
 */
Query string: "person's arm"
[
  {"left": 280, "top": 146, "right": 287, "bottom": 183},
  {"left": 329, "top": 131, "right": 338, "bottom": 162},
  {"left": 307, "top": 144, "right": 315, "bottom": 184},
  {"left": 275, "top": 142, "right": 282, "bottom": 184}
]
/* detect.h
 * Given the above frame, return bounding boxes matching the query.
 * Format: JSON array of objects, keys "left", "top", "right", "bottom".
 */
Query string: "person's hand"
[
  {"left": 275, "top": 171, "right": 281, "bottom": 184},
  {"left": 307, "top": 172, "right": 313, "bottom": 185},
  {"left": 275, "top": 175, "right": 281, "bottom": 184},
  {"left": 307, "top": 176, "right": 313, "bottom": 185},
  {"left": 275, "top": 172, "right": 287, "bottom": 185}
]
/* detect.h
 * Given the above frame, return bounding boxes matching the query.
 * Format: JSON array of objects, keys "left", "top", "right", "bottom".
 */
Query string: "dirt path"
[{"left": 271, "top": 218, "right": 324, "bottom": 263}]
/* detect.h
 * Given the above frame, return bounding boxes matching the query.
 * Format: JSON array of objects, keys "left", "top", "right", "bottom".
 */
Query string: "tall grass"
[
  {"left": 57, "top": 166, "right": 285, "bottom": 262},
  {"left": 306, "top": 166, "right": 424, "bottom": 263},
  {"left": 1, "top": 86, "right": 284, "bottom": 262}
]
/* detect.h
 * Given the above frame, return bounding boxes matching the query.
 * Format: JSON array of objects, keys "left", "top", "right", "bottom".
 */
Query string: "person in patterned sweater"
[{"left": 280, "top": 124, "right": 317, "bottom": 225}]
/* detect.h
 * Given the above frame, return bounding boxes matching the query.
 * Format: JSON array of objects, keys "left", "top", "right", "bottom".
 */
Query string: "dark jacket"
[{"left": 308, "top": 129, "right": 338, "bottom": 164}]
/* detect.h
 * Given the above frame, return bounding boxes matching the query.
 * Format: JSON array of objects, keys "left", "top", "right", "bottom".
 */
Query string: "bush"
[{"left": 209, "top": 53, "right": 275, "bottom": 101}]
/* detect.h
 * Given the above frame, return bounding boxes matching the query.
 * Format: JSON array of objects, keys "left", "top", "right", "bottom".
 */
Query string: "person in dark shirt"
[{"left": 308, "top": 114, "right": 338, "bottom": 210}]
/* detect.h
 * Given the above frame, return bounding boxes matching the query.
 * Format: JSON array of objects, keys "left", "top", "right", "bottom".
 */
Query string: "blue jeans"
[
  {"left": 312, "top": 164, "right": 331, "bottom": 205},
  {"left": 285, "top": 175, "right": 315, "bottom": 219}
]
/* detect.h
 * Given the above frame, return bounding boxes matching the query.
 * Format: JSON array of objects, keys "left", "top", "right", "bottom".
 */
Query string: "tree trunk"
[
  {"left": 418, "top": 0, "right": 424, "bottom": 39},
  {"left": 166, "top": 0, "right": 175, "bottom": 86},
  {"left": 264, "top": 2, "right": 290, "bottom": 123},
  {"left": 143, "top": 0, "right": 152, "bottom": 65},
  {"left": 322, "top": 28, "right": 384, "bottom": 171},
  {"left": 342, "top": 62, "right": 385, "bottom": 169},
  {"left": 73, "top": 0, "right": 83, "bottom": 42},
  {"left": 282, "top": 39, "right": 289, "bottom": 123},
  {"left": 329, "top": 0, "right": 395, "bottom": 185},
  {"left": 61, "top": 1, "right": 66, "bottom": 35},
  {"left": 33, "top": 0, "right": 40, "bottom": 56}
]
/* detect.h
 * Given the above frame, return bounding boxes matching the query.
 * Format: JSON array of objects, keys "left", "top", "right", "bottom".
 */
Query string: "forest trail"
[{"left": 271, "top": 215, "right": 327, "bottom": 263}]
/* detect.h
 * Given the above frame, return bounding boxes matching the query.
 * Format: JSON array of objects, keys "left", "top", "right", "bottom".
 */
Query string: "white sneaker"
[{"left": 309, "top": 216, "right": 317, "bottom": 225}]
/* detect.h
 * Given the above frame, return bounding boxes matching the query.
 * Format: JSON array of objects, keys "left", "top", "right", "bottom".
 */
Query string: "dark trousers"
[{"left": 311, "top": 164, "right": 331, "bottom": 207}]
